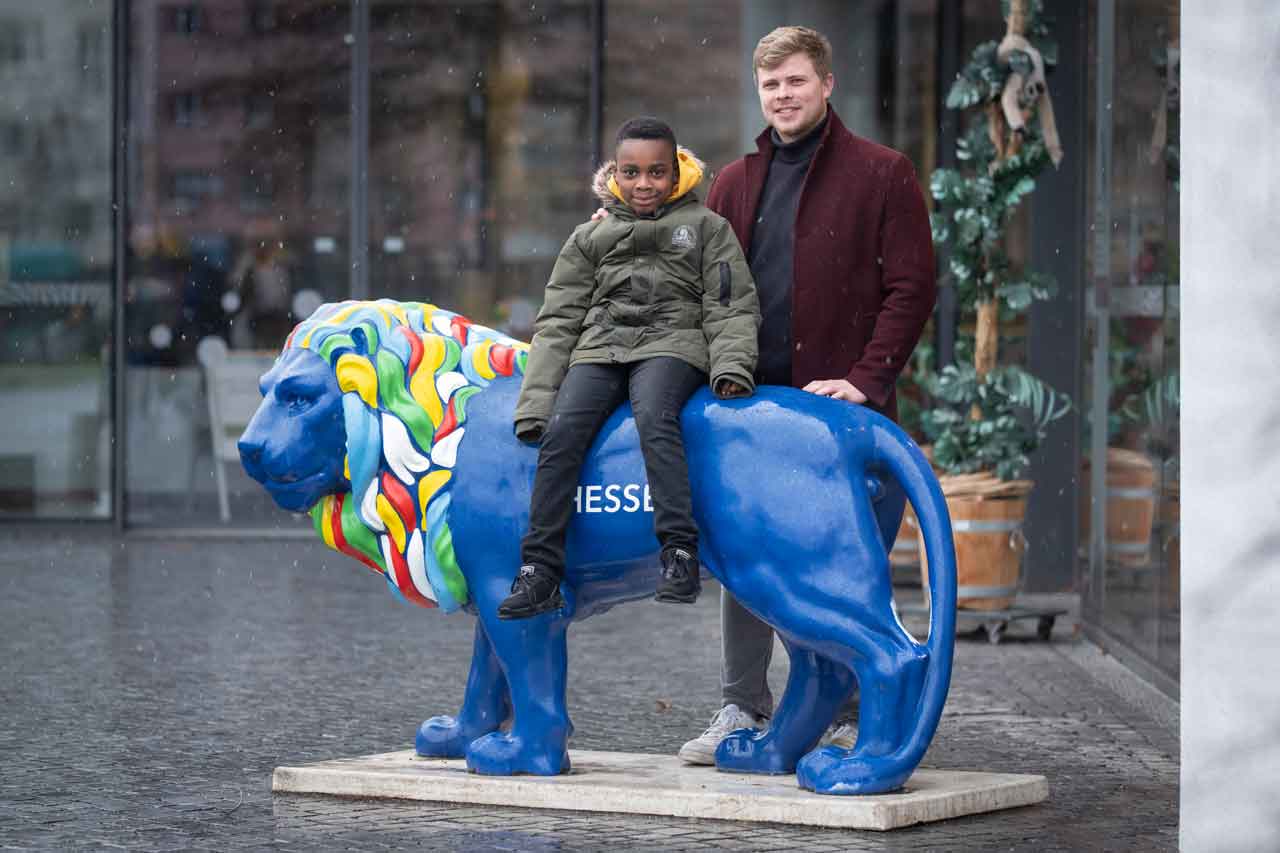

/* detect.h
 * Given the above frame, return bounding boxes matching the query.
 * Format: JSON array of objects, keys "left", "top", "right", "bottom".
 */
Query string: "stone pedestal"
[{"left": 273, "top": 749, "right": 1048, "bottom": 831}]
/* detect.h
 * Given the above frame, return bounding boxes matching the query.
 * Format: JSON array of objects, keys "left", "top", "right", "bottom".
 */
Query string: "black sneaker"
[
  {"left": 655, "top": 548, "right": 701, "bottom": 604},
  {"left": 497, "top": 564, "right": 564, "bottom": 620}
]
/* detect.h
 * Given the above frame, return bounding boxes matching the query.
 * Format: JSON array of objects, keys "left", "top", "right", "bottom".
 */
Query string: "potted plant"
[{"left": 920, "top": 0, "right": 1072, "bottom": 610}]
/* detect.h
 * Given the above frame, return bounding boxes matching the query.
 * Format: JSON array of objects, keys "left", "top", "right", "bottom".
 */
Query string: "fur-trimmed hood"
[{"left": 591, "top": 146, "right": 706, "bottom": 206}]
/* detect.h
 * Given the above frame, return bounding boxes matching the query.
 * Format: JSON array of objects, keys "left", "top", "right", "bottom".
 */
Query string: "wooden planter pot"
[
  {"left": 918, "top": 473, "right": 1034, "bottom": 611},
  {"left": 1081, "top": 448, "right": 1158, "bottom": 566}
]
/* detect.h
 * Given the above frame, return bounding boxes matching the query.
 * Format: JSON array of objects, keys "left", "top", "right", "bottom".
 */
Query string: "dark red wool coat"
[{"left": 705, "top": 109, "right": 936, "bottom": 421}]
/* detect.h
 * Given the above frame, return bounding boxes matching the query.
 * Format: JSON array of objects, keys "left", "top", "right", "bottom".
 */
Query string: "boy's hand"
[
  {"left": 591, "top": 207, "right": 609, "bottom": 222},
  {"left": 515, "top": 419, "right": 546, "bottom": 445},
  {"left": 715, "top": 379, "right": 751, "bottom": 399}
]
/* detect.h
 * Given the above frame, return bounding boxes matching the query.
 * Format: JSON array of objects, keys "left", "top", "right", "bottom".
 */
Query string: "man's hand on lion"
[
  {"left": 803, "top": 378, "right": 868, "bottom": 404},
  {"left": 714, "top": 378, "right": 751, "bottom": 399}
]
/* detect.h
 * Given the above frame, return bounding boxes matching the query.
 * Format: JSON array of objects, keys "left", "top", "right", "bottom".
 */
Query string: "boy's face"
[
  {"left": 615, "top": 138, "right": 676, "bottom": 216},
  {"left": 756, "top": 52, "right": 834, "bottom": 143}
]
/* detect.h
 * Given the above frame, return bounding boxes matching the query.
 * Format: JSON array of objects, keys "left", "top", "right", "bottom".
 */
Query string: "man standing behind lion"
[{"left": 678, "top": 25, "right": 937, "bottom": 763}]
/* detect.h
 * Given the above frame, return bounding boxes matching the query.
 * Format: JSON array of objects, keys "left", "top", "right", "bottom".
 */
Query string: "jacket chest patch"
[{"left": 670, "top": 225, "right": 697, "bottom": 250}]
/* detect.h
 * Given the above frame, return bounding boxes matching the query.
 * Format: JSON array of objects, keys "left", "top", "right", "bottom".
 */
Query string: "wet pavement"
[{"left": 1, "top": 532, "right": 1177, "bottom": 851}]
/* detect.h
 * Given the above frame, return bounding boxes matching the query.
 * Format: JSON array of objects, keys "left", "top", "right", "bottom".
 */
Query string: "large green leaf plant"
[{"left": 927, "top": 363, "right": 1071, "bottom": 481}]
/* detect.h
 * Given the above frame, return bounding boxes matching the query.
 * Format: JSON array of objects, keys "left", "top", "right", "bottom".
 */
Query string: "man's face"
[
  {"left": 756, "top": 52, "right": 834, "bottom": 144},
  {"left": 615, "top": 138, "right": 676, "bottom": 216}
]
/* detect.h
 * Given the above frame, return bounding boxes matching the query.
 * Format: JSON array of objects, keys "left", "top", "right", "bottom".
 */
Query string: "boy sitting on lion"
[{"left": 499, "top": 116, "right": 761, "bottom": 619}]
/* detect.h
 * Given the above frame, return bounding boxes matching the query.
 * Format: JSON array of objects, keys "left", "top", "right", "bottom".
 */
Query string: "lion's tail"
[{"left": 863, "top": 420, "right": 957, "bottom": 790}]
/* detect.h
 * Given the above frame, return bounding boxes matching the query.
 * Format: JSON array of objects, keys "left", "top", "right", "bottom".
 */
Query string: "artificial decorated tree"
[{"left": 921, "top": 0, "right": 1072, "bottom": 609}]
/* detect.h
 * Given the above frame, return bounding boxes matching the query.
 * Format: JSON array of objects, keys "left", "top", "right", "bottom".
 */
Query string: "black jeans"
[{"left": 522, "top": 356, "right": 707, "bottom": 577}]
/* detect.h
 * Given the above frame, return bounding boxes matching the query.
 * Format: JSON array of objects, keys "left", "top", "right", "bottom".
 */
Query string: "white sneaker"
[
  {"left": 821, "top": 719, "right": 858, "bottom": 750},
  {"left": 677, "top": 704, "right": 760, "bottom": 765}
]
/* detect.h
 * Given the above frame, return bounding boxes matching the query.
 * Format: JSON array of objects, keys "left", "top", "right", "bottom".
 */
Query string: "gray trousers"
[
  {"left": 719, "top": 474, "right": 904, "bottom": 722},
  {"left": 719, "top": 590, "right": 860, "bottom": 722},
  {"left": 721, "top": 479, "right": 911, "bottom": 717}
]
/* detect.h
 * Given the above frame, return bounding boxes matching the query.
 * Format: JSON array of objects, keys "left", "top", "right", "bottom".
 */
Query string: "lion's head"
[
  {"left": 238, "top": 299, "right": 528, "bottom": 613},
  {"left": 239, "top": 346, "right": 348, "bottom": 512}
]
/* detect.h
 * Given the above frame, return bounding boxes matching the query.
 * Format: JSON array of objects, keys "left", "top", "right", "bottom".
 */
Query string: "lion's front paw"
[
  {"left": 714, "top": 728, "right": 797, "bottom": 775},
  {"left": 795, "top": 746, "right": 907, "bottom": 795},
  {"left": 465, "top": 731, "right": 569, "bottom": 776},
  {"left": 415, "top": 715, "right": 473, "bottom": 759}
]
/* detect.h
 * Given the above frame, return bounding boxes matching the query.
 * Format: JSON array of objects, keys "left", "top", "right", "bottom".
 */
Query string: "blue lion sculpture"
[{"left": 238, "top": 299, "right": 956, "bottom": 796}]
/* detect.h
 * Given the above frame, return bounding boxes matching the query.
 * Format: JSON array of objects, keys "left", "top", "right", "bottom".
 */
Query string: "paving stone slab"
[{"left": 272, "top": 749, "right": 1048, "bottom": 831}]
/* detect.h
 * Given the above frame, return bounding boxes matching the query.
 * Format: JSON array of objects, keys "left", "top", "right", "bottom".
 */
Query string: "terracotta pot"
[{"left": 1081, "top": 448, "right": 1158, "bottom": 566}]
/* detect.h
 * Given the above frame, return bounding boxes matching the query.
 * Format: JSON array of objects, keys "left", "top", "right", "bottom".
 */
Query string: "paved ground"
[{"left": 1, "top": 533, "right": 1178, "bottom": 851}]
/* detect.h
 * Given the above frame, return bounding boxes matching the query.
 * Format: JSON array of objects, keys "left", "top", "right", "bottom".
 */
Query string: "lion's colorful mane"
[{"left": 285, "top": 299, "right": 528, "bottom": 613}]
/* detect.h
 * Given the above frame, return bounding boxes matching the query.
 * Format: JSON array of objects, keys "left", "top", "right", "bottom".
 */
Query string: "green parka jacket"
[{"left": 513, "top": 149, "right": 761, "bottom": 439}]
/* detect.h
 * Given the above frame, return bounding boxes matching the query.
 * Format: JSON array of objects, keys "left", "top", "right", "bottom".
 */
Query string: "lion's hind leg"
[
  {"left": 759, "top": 563, "right": 927, "bottom": 794},
  {"left": 794, "top": 631, "right": 929, "bottom": 795},
  {"left": 416, "top": 622, "right": 511, "bottom": 759},
  {"left": 715, "top": 638, "right": 855, "bottom": 775}
]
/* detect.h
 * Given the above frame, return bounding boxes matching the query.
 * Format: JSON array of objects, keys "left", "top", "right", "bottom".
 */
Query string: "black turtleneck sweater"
[{"left": 747, "top": 112, "right": 828, "bottom": 386}]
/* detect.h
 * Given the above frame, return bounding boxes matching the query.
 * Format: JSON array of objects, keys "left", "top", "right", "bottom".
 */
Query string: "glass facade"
[
  {"left": 121, "top": 0, "right": 599, "bottom": 527},
  {"left": 1082, "top": 0, "right": 1180, "bottom": 689},
  {"left": 367, "top": 1, "right": 594, "bottom": 320},
  {"left": 0, "top": 0, "right": 114, "bottom": 519},
  {"left": 0, "top": 1, "right": 1180, "bottom": 689},
  {"left": 124, "top": 0, "right": 352, "bottom": 525},
  {"left": 605, "top": 1, "right": 938, "bottom": 189}
]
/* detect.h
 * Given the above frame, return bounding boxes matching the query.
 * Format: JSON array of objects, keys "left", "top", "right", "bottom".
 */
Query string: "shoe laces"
[
  {"left": 512, "top": 564, "right": 540, "bottom": 593},
  {"left": 702, "top": 703, "right": 753, "bottom": 738},
  {"left": 661, "top": 548, "right": 694, "bottom": 579},
  {"left": 825, "top": 720, "right": 857, "bottom": 748}
]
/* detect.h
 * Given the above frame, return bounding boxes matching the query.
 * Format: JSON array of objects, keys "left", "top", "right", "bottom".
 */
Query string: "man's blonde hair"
[{"left": 753, "top": 26, "right": 833, "bottom": 80}]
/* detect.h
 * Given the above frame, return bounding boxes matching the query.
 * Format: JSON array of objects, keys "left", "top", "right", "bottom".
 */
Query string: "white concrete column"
[{"left": 1181, "top": 2, "right": 1280, "bottom": 849}]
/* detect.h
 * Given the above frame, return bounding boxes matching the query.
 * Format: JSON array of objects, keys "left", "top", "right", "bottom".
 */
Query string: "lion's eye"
[{"left": 283, "top": 392, "right": 313, "bottom": 412}]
